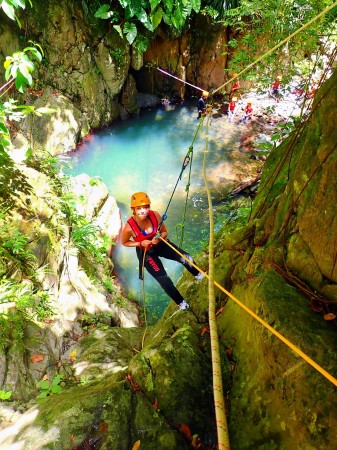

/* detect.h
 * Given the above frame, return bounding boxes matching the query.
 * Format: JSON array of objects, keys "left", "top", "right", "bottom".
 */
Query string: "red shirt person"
[
  {"left": 271, "top": 75, "right": 282, "bottom": 101},
  {"left": 228, "top": 96, "right": 238, "bottom": 121},
  {"left": 231, "top": 73, "right": 240, "bottom": 95},
  {"left": 239, "top": 100, "right": 253, "bottom": 124}
]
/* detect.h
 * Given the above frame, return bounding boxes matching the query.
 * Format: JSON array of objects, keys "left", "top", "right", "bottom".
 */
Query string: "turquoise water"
[{"left": 68, "top": 100, "right": 235, "bottom": 321}]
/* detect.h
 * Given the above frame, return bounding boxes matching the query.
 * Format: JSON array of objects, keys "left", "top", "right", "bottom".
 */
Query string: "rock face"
[
  {"left": 199, "top": 71, "right": 337, "bottom": 449},
  {"left": 0, "top": 304, "right": 228, "bottom": 449},
  {"left": 137, "top": 18, "right": 229, "bottom": 98},
  {"left": 0, "top": 164, "right": 139, "bottom": 406}
]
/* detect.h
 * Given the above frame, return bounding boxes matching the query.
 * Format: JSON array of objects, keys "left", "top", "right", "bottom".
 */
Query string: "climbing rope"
[
  {"left": 175, "top": 119, "right": 204, "bottom": 246},
  {"left": 158, "top": 237, "right": 337, "bottom": 388},
  {"left": 202, "top": 113, "right": 230, "bottom": 449},
  {"left": 157, "top": 118, "right": 203, "bottom": 244},
  {"left": 212, "top": 1, "right": 337, "bottom": 96},
  {"left": 157, "top": 67, "right": 207, "bottom": 93}
]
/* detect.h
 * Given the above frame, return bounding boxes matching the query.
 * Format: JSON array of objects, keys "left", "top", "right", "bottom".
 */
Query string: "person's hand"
[
  {"left": 140, "top": 239, "right": 152, "bottom": 248},
  {"left": 151, "top": 237, "right": 159, "bottom": 245}
]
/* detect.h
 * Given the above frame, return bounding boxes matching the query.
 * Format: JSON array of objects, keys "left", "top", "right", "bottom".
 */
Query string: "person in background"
[
  {"left": 239, "top": 100, "right": 253, "bottom": 124},
  {"left": 306, "top": 78, "right": 318, "bottom": 99},
  {"left": 228, "top": 96, "right": 238, "bottom": 122},
  {"left": 121, "top": 192, "right": 204, "bottom": 310},
  {"left": 271, "top": 75, "right": 282, "bottom": 101},
  {"left": 231, "top": 73, "right": 240, "bottom": 97},
  {"left": 197, "top": 90, "right": 209, "bottom": 119}
]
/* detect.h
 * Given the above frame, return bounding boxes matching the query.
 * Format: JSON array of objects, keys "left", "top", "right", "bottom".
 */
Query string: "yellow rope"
[
  {"left": 202, "top": 114, "right": 230, "bottom": 449},
  {"left": 212, "top": 1, "right": 337, "bottom": 96},
  {"left": 158, "top": 236, "right": 337, "bottom": 388}
]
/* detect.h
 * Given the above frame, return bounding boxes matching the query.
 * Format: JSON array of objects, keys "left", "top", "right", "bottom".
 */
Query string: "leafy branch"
[{"left": 94, "top": 0, "right": 202, "bottom": 52}]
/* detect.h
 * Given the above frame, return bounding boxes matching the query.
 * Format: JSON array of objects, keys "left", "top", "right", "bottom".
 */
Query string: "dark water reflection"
[{"left": 68, "top": 100, "right": 242, "bottom": 322}]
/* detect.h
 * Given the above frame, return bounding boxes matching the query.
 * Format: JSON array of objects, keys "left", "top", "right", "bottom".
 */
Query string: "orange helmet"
[
  {"left": 130, "top": 192, "right": 151, "bottom": 208},
  {"left": 202, "top": 91, "right": 209, "bottom": 98},
  {"left": 232, "top": 96, "right": 238, "bottom": 101}
]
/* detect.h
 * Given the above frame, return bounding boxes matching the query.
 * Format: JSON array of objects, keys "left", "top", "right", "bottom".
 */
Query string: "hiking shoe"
[
  {"left": 195, "top": 272, "right": 205, "bottom": 282},
  {"left": 179, "top": 300, "right": 190, "bottom": 310}
]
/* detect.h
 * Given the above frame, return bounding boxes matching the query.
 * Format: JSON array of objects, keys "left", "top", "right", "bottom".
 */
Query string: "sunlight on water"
[{"left": 68, "top": 100, "right": 238, "bottom": 321}]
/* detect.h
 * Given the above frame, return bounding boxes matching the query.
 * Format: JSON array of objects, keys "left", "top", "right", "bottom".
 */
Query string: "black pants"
[{"left": 136, "top": 240, "right": 199, "bottom": 305}]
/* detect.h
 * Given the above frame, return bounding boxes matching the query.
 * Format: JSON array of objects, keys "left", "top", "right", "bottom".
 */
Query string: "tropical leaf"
[
  {"left": 135, "top": 34, "right": 149, "bottom": 54},
  {"left": 113, "top": 25, "right": 123, "bottom": 39},
  {"left": 164, "top": 0, "right": 174, "bottom": 13},
  {"left": 135, "top": 6, "right": 148, "bottom": 23},
  {"left": 24, "top": 46, "right": 42, "bottom": 62},
  {"left": 190, "top": 0, "right": 201, "bottom": 13},
  {"left": 0, "top": 122, "right": 9, "bottom": 135},
  {"left": 1, "top": 1, "right": 16, "bottom": 20},
  {"left": 51, "top": 384, "right": 62, "bottom": 394},
  {"left": 15, "top": 71, "right": 28, "bottom": 93},
  {"left": 37, "top": 391, "right": 48, "bottom": 399},
  {"left": 94, "top": 4, "right": 113, "bottom": 19},
  {"left": 125, "top": 2, "right": 135, "bottom": 20},
  {"left": 150, "top": 0, "right": 160, "bottom": 11},
  {"left": 151, "top": 7, "right": 163, "bottom": 30},
  {"left": 37, "top": 380, "right": 50, "bottom": 390},
  {"left": 124, "top": 22, "right": 137, "bottom": 45}
]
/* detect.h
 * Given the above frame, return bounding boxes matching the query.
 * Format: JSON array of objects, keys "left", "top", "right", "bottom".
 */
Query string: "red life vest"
[
  {"left": 127, "top": 210, "right": 159, "bottom": 243},
  {"left": 229, "top": 101, "right": 236, "bottom": 111},
  {"left": 245, "top": 104, "right": 253, "bottom": 114},
  {"left": 232, "top": 81, "right": 240, "bottom": 91}
]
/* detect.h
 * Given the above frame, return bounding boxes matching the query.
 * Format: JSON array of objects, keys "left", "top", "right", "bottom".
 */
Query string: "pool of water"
[{"left": 67, "top": 100, "right": 241, "bottom": 322}]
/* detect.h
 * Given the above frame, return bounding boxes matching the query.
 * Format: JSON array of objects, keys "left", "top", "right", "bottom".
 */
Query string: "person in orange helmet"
[
  {"left": 228, "top": 96, "right": 238, "bottom": 122},
  {"left": 121, "top": 192, "right": 204, "bottom": 310}
]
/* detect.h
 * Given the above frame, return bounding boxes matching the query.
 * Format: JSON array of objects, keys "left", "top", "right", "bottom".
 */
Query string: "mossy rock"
[{"left": 218, "top": 270, "right": 337, "bottom": 449}]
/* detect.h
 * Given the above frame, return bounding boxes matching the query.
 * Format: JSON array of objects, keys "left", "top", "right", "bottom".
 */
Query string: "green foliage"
[
  {"left": 4, "top": 42, "right": 43, "bottom": 93},
  {"left": 0, "top": 389, "right": 12, "bottom": 401},
  {"left": 0, "top": 40, "right": 53, "bottom": 208},
  {"left": 0, "top": 308, "right": 25, "bottom": 352},
  {"left": 80, "top": 313, "right": 112, "bottom": 331},
  {"left": 60, "top": 186, "right": 114, "bottom": 265},
  {"left": 0, "top": 211, "right": 37, "bottom": 278},
  {"left": 71, "top": 216, "right": 112, "bottom": 264},
  {"left": 36, "top": 375, "right": 63, "bottom": 399},
  {"left": 0, "top": 0, "right": 32, "bottom": 27},
  {"left": 221, "top": 0, "right": 335, "bottom": 82},
  {"left": 0, "top": 3, "right": 53, "bottom": 208},
  {"left": 0, "top": 105, "right": 32, "bottom": 206},
  {"left": 94, "top": 0, "right": 203, "bottom": 53},
  {"left": 0, "top": 156, "right": 31, "bottom": 207},
  {"left": 0, "top": 278, "right": 54, "bottom": 321},
  {"left": 102, "top": 276, "right": 115, "bottom": 293},
  {"left": 25, "top": 149, "right": 68, "bottom": 195}
]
